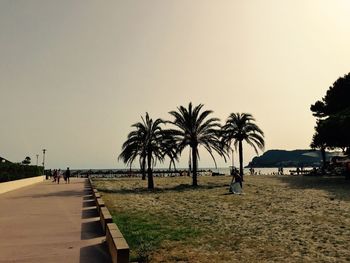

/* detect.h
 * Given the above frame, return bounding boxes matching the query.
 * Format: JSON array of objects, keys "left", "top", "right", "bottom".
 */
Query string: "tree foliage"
[
  {"left": 221, "top": 113, "right": 265, "bottom": 179},
  {"left": 311, "top": 73, "right": 350, "bottom": 118},
  {"left": 22, "top": 156, "right": 31, "bottom": 165},
  {"left": 0, "top": 163, "right": 43, "bottom": 182},
  {"left": 168, "top": 103, "right": 226, "bottom": 186},
  {"left": 118, "top": 113, "right": 174, "bottom": 189},
  {"left": 311, "top": 73, "right": 350, "bottom": 151}
]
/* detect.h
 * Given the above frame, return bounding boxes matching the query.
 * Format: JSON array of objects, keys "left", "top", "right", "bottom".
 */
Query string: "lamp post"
[
  {"left": 42, "top": 149, "right": 47, "bottom": 179},
  {"left": 36, "top": 154, "right": 39, "bottom": 166}
]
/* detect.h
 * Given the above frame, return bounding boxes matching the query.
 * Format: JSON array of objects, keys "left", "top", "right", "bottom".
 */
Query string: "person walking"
[
  {"left": 48, "top": 169, "right": 52, "bottom": 180},
  {"left": 57, "top": 169, "right": 61, "bottom": 184},
  {"left": 65, "top": 167, "right": 71, "bottom": 184},
  {"left": 52, "top": 169, "right": 57, "bottom": 182}
]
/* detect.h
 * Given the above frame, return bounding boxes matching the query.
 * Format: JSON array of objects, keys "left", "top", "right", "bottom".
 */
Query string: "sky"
[{"left": 1, "top": 0, "right": 350, "bottom": 169}]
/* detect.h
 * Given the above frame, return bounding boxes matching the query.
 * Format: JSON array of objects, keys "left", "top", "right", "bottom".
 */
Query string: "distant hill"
[{"left": 247, "top": 149, "right": 339, "bottom": 168}]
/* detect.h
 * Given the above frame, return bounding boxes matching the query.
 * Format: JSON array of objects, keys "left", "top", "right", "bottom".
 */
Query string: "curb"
[
  {"left": 106, "top": 223, "right": 130, "bottom": 263},
  {"left": 88, "top": 178, "right": 130, "bottom": 263}
]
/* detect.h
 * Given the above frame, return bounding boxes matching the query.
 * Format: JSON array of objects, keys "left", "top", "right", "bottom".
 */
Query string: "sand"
[{"left": 93, "top": 174, "right": 350, "bottom": 262}]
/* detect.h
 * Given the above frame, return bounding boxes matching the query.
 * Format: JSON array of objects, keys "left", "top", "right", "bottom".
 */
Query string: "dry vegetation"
[{"left": 93, "top": 175, "right": 350, "bottom": 263}]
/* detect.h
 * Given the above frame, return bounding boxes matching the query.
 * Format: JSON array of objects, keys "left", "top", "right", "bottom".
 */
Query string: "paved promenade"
[{"left": 0, "top": 178, "right": 111, "bottom": 263}]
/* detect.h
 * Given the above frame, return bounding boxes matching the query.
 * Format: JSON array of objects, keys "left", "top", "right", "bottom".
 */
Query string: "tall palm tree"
[
  {"left": 119, "top": 113, "right": 167, "bottom": 189},
  {"left": 118, "top": 126, "right": 147, "bottom": 180},
  {"left": 169, "top": 103, "right": 226, "bottom": 186},
  {"left": 221, "top": 113, "right": 264, "bottom": 180}
]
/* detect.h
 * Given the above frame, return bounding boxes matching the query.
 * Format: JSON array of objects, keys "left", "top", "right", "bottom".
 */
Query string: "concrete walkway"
[{"left": 0, "top": 178, "right": 111, "bottom": 263}]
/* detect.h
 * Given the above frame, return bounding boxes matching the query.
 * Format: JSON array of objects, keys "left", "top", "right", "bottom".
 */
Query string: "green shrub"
[{"left": 0, "top": 163, "right": 44, "bottom": 182}]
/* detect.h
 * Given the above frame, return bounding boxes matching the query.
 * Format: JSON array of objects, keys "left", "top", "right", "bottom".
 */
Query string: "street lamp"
[
  {"left": 42, "top": 149, "right": 47, "bottom": 178},
  {"left": 36, "top": 154, "right": 39, "bottom": 166}
]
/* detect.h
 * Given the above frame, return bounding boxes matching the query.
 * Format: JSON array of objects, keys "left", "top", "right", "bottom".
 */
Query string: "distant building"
[{"left": 0, "top": 156, "right": 12, "bottom": 164}]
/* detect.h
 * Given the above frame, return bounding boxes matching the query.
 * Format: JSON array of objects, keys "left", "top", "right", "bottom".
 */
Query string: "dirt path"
[{"left": 0, "top": 178, "right": 111, "bottom": 263}]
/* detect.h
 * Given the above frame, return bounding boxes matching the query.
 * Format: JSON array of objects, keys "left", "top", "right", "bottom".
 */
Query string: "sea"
[
  {"left": 212, "top": 167, "right": 309, "bottom": 175},
  {"left": 71, "top": 167, "right": 312, "bottom": 177}
]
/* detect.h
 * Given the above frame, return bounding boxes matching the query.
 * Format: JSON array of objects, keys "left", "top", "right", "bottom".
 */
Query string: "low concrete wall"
[
  {"left": 94, "top": 192, "right": 101, "bottom": 204},
  {"left": 106, "top": 223, "right": 130, "bottom": 263},
  {"left": 100, "top": 207, "right": 113, "bottom": 234},
  {"left": 96, "top": 198, "right": 105, "bottom": 214},
  {"left": 89, "top": 179, "right": 130, "bottom": 262},
  {"left": 0, "top": 175, "right": 45, "bottom": 194}
]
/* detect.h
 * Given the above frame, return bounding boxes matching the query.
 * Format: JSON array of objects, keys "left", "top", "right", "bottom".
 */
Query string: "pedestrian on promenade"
[
  {"left": 52, "top": 169, "right": 57, "bottom": 182},
  {"left": 65, "top": 167, "right": 71, "bottom": 184},
  {"left": 57, "top": 169, "right": 61, "bottom": 184},
  {"left": 63, "top": 171, "right": 67, "bottom": 182},
  {"left": 48, "top": 169, "right": 52, "bottom": 180}
]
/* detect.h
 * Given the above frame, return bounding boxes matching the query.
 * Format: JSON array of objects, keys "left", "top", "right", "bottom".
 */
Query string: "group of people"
[
  {"left": 278, "top": 167, "right": 284, "bottom": 175},
  {"left": 249, "top": 167, "right": 256, "bottom": 175},
  {"left": 48, "top": 168, "right": 71, "bottom": 184}
]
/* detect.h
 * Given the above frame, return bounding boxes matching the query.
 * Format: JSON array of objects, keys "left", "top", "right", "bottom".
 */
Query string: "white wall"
[{"left": 0, "top": 176, "right": 45, "bottom": 194}]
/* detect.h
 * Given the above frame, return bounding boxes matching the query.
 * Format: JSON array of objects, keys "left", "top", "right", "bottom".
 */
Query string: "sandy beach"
[{"left": 93, "top": 175, "right": 350, "bottom": 262}]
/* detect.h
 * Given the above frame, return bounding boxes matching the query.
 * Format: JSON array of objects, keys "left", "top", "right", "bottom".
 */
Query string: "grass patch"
[
  {"left": 112, "top": 210, "right": 201, "bottom": 262},
  {"left": 94, "top": 175, "right": 350, "bottom": 262}
]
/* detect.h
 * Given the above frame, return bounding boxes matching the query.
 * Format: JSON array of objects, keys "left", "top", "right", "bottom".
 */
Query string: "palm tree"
[
  {"left": 118, "top": 127, "right": 147, "bottom": 180},
  {"left": 169, "top": 103, "right": 226, "bottom": 186},
  {"left": 119, "top": 113, "right": 167, "bottom": 189},
  {"left": 160, "top": 129, "right": 179, "bottom": 171},
  {"left": 221, "top": 113, "right": 264, "bottom": 181}
]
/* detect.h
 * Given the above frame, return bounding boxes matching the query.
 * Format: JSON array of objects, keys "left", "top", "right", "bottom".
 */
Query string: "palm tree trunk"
[
  {"left": 239, "top": 140, "right": 244, "bottom": 181},
  {"left": 192, "top": 146, "right": 198, "bottom": 186},
  {"left": 141, "top": 156, "right": 146, "bottom": 180},
  {"left": 321, "top": 147, "right": 326, "bottom": 174},
  {"left": 147, "top": 152, "right": 154, "bottom": 189}
]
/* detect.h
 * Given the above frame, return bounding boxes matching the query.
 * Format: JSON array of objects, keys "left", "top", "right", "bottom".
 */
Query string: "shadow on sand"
[
  {"left": 277, "top": 175, "right": 350, "bottom": 201},
  {"left": 97, "top": 182, "right": 229, "bottom": 195}
]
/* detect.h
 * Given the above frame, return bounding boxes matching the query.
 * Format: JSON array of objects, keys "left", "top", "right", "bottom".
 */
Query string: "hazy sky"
[{"left": 1, "top": 0, "right": 350, "bottom": 169}]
